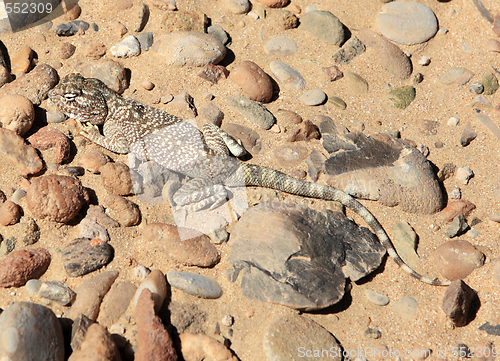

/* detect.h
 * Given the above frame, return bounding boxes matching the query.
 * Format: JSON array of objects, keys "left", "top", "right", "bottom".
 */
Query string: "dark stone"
[
  {"left": 138, "top": 32, "right": 154, "bottom": 51},
  {"left": 228, "top": 202, "right": 386, "bottom": 310},
  {"left": 333, "top": 36, "right": 366, "bottom": 64},
  {"left": 442, "top": 280, "right": 478, "bottom": 327},
  {"left": 479, "top": 322, "right": 500, "bottom": 336},
  {"left": 71, "top": 313, "right": 95, "bottom": 351},
  {"left": 54, "top": 21, "right": 90, "bottom": 36},
  {"left": 62, "top": 238, "right": 114, "bottom": 277},
  {"left": 445, "top": 214, "right": 470, "bottom": 238},
  {"left": 65, "top": 166, "right": 85, "bottom": 177}
]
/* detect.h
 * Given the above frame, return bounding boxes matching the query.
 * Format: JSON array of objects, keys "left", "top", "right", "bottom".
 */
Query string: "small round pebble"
[
  {"left": 449, "top": 187, "right": 461, "bottom": 200},
  {"left": 364, "top": 289, "right": 390, "bottom": 306},
  {"left": 46, "top": 110, "right": 67, "bottom": 123},
  {"left": 0, "top": 94, "right": 35, "bottom": 136},
  {"left": 110, "top": 35, "right": 141, "bottom": 58},
  {"left": 269, "top": 61, "right": 306, "bottom": 91},
  {"left": 135, "top": 265, "right": 151, "bottom": 279},
  {"left": 456, "top": 167, "right": 474, "bottom": 185},
  {"left": 166, "top": 271, "right": 223, "bottom": 299},
  {"left": 0, "top": 201, "right": 21, "bottom": 226},
  {"left": 25, "top": 279, "right": 42, "bottom": 295},
  {"left": 448, "top": 117, "right": 460, "bottom": 126},
  {"left": 263, "top": 36, "right": 298, "bottom": 56},
  {"left": 418, "top": 56, "right": 430, "bottom": 66},
  {"left": 221, "top": 314, "right": 234, "bottom": 327},
  {"left": 299, "top": 88, "right": 327, "bottom": 106},
  {"left": 141, "top": 80, "right": 155, "bottom": 90},
  {"left": 329, "top": 96, "right": 347, "bottom": 110},
  {"left": 230, "top": 61, "right": 273, "bottom": 103},
  {"left": 222, "top": 0, "right": 251, "bottom": 14},
  {"left": 469, "top": 82, "right": 484, "bottom": 94},
  {"left": 486, "top": 38, "right": 500, "bottom": 53}
]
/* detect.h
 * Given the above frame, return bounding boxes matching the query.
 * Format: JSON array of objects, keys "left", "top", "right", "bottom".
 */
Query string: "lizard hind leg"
[{"left": 173, "top": 177, "right": 228, "bottom": 211}]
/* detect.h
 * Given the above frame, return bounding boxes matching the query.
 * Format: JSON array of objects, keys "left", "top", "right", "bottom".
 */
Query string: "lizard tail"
[{"left": 240, "top": 163, "right": 451, "bottom": 286}]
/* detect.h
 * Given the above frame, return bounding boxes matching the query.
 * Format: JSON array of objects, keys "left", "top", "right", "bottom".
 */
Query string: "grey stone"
[
  {"left": 300, "top": 10, "right": 345, "bottom": 46},
  {"left": 0, "top": 302, "right": 64, "bottom": 360},
  {"left": 207, "top": 24, "right": 229, "bottom": 46},
  {"left": 364, "top": 289, "right": 390, "bottom": 306},
  {"left": 110, "top": 35, "right": 141, "bottom": 58},
  {"left": 391, "top": 296, "right": 418, "bottom": 320},
  {"left": 469, "top": 82, "right": 484, "bottom": 94},
  {"left": 376, "top": 2, "right": 438, "bottom": 45},
  {"left": 62, "top": 238, "right": 114, "bottom": 277},
  {"left": 333, "top": 36, "right": 365, "bottom": 64},
  {"left": 446, "top": 214, "right": 470, "bottom": 238},
  {"left": 299, "top": 89, "right": 327, "bottom": 106},
  {"left": 440, "top": 67, "right": 474, "bottom": 86},
  {"left": 269, "top": 61, "right": 306, "bottom": 91},
  {"left": 228, "top": 203, "right": 385, "bottom": 310},
  {"left": 479, "top": 322, "right": 500, "bottom": 336},
  {"left": 38, "top": 281, "right": 76, "bottom": 306},
  {"left": 166, "top": 271, "right": 223, "bottom": 299},
  {"left": 442, "top": 280, "right": 478, "bottom": 327},
  {"left": 227, "top": 95, "right": 275, "bottom": 130},
  {"left": 54, "top": 21, "right": 90, "bottom": 36},
  {"left": 138, "top": 32, "right": 154, "bottom": 51},
  {"left": 264, "top": 36, "right": 298, "bottom": 56},
  {"left": 79, "top": 218, "right": 109, "bottom": 242},
  {"left": 46, "top": 110, "right": 67, "bottom": 123},
  {"left": 392, "top": 221, "right": 419, "bottom": 269}
]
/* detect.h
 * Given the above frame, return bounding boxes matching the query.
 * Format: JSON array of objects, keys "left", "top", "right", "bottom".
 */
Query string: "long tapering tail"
[{"left": 240, "top": 163, "right": 450, "bottom": 286}]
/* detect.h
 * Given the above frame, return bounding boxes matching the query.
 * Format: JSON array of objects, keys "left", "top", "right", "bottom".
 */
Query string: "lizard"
[{"left": 48, "top": 73, "right": 450, "bottom": 286}]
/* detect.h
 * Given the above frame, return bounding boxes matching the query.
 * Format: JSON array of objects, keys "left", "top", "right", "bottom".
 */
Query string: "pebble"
[
  {"left": 364, "top": 327, "right": 382, "bottom": 339},
  {"left": 66, "top": 270, "right": 119, "bottom": 321},
  {"left": 287, "top": 120, "right": 320, "bottom": 142},
  {"left": 489, "top": 214, "right": 500, "bottom": 223},
  {"left": 75, "top": 58, "right": 128, "bottom": 94},
  {"left": 255, "top": 0, "right": 288, "bottom": 7},
  {"left": 166, "top": 271, "right": 223, "bottom": 299},
  {"left": 80, "top": 149, "right": 111, "bottom": 173},
  {"left": 270, "top": 10, "right": 299, "bottom": 30},
  {"left": 388, "top": 85, "right": 415, "bottom": 109},
  {"left": 28, "top": 126, "right": 71, "bottom": 164},
  {"left": 149, "top": 0, "right": 176, "bottom": 10},
  {"left": 263, "top": 314, "right": 342, "bottom": 361},
  {"left": 179, "top": 333, "right": 238, "bottom": 361},
  {"left": 65, "top": 3, "right": 81, "bottom": 20},
  {"left": 299, "top": 88, "right": 327, "bottom": 106},
  {"left": 199, "top": 102, "right": 224, "bottom": 126},
  {"left": 222, "top": 314, "right": 234, "bottom": 327},
  {"left": 227, "top": 95, "right": 275, "bottom": 129},
  {"left": 323, "top": 65, "right": 343, "bottom": 81},
  {"left": 65, "top": 166, "right": 85, "bottom": 177},
  {"left": 437, "top": 162, "right": 456, "bottom": 182},
  {"left": 46, "top": 110, "right": 67, "bottom": 123},
  {"left": 391, "top": 296, "right": 418, "bottom": 320},
  {"left": 482, "top": 73, "right": 499, "bottom": 95},
  {"left": 151, "top": 31, "right": 226, "bottom": 67},
  {"left": 460, "top": 121, "right": 477, "bottom": 147},
  {"left": 449, "top": 187, "right": 461, "bottom": 200},
  {"left": 222, "top": 0, "right": 251, "bottom": 14},
  {"left": 38, "top": 281, "right": 76, "bottom": 305},
  {"left": 441, "top": 200, "right": 476, "bottom": 222},
  {"left": 329, "top": 96, "right": 347, "bottom": 110},
  {"left": 110, "top": 20, "right": 128, "bottom": 37},
  {"left": 134, "top": 33, "right": 153, "bottom": 53},
  {"left": 442, "top": 280, "right": 477, "bottom": 327},
  {"left": 376, "top": 2, "right": 438, "bottom": 45},
  {"left": 433, "top": 240, "right": 484, "bottom": 281},
  {"left": 110, "top": 35, "right": 141, "bottom": 58},
  {"left": 26, "top": 175, "right": 89, "bottom": 223},
  {"left": 132, "top": 270, "right": 168, "bottom": 312},
  {"left": 344, "top": 71, "right": 369, "bottom": 94},
  {"left": 97, "top": 280, "right": 137, "bottom": 328},
  {"left": 305, "top": 149, "right": 327, "bottom": 182},
  {"left": 364, "top": 289, "right": 390, "bottom": 306},
  {"left": 413, "top": 72, "right": 424, "bottom": 84},
  {"left": 62, "top": 238, "right": 114, "bottom": 277},
  {"left": 79, "top": 218, "right": 109, "bottom": 242},
  {"left": 135, "top": 289, "right": 178, "bottom": 361},
  {"left": 272, "top": 144, "right": 309, "bottom": 167},
  {"left": 19, "top": 216, "right": 40, "bottom": 246},
  {"left": 101, "top": 192, "right": 141, "bottom": 227},
  {"left": 0, "top": 94, "right": 35, "bottom": 136},
  {"left": 54, "top": 20, "right": 90, "bottom": 36},
  {"left": 445, "top": 214, "right": 470, "bottom": 238},
  {"left": 0, "top": 237, "right": 16, "bottom": 256},
  {"left": 469, "top": 82, "right": 484, "bottom": 94},
  {"left": 25, "top": 279, "right": 42, "bottom": 295},
  {"left": 0, "top": 200, "right": 21, "bottom": 226},
  {"left": 0, "top": 302, "right": 64, "bottom": 360},
  {"left": 222, "top": 123, "right": 262, "bottom": 154},
  {"left": 391, "top": 221, "right": 419, "bottom": 268},
  {"left": 132, "top": 3, "right": 150, "bottom": 32},
  {"left": 333, "top": 36, "right": 365, "bottom": 64},
  {"left": 264, "top": 36, "right": 298, "bottom": 56},
  {"left": 440, "top": 67, "right": 474, "bottom": 86},
  {"left": 0, "top": 63, "right": 58, "bottom": 105},
  {"left": 207, "top": 24, "right": 230, "bottom": 46},
  {"left": 418, "top": 56, "right": 431, "bottom": 66},
  {"left": 448, "top": 116, "right": 460, "bottom": 126},
  {"left": 11, "top": 46, "right": 33, "bottom": 73},
  {"left": 80, "top": 41, "right": 107, "bottom": 60},
  {"left": 0, "top": 248, "right": 51, "bottom": 287},
  {"left": 198, "top": 64, "right": 229, "bottom": 85},
  {"left": 300, "top": 10, "right": 345, "bottom": 46},
  {"left": 269, "top": 60, "right": 306, "bottom": 91},
  {"left": 142, "top": 223, "right": 220, "bottom": 267},
  {"left": 100, "top": 161, "right": 134, "bottom": 195},
  {"left": 486, "top": 38, "right": 500, "bottom": 52},
  {"left": 69, "top": 323, "right": 121, "bottom": 361},
  {"left": 0, "top": 66, "right": 11, "bottom": 87},
  {"left": 456, "top": 167, "right": 474, "bottom": 185},
  {"left": 230, "top": 61, "right": 273, "bottom": 103},
  {"left": 59, "top": 42, "right": 76, "bottom": 60}
]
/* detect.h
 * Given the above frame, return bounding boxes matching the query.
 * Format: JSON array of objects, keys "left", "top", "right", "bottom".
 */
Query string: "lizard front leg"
[{"left": 79, "top": 121, "right": 130, "bottom": 154}]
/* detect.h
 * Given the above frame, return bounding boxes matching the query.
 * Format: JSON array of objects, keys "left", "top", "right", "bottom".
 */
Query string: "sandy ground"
[{"left": 1, "top": 0, "right": 500, "bottom": 359}]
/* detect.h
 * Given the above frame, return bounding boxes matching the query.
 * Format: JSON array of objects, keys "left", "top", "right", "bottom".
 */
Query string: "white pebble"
[
  {"left": 418, "top": 56, "right": 430, "bottom": 66},
  {"left": 221, "top": 314, "right": 234, "bottom": 327},
  {"left": 404, "top": 51, "right": 412, "bottom": 58},
  {"left": 305, "top": 5, "right": 319, "bottom": 12},
  {"left": 449, "top": 187, "right": 461, "bottom": 199},
  {"left": 456, "top": 167, "right": 474, "bottom": 185},
  {"left": 448, "top": 117, "right": 460, "bottom": 126},
  {"left": 134, "top": 265, "right": 151, "bottom": 279},
  {"left": 247, "top": 11, "right": 259, "bottom": 20}
]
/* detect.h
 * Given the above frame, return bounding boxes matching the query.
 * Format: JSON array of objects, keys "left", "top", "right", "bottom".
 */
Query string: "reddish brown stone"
[
  {"left": 198, "top": 64, "right": 229, "bottom": 84},
  {"left": 28, "top": 126, "right": 71, "bottom": 164},
  {"left": 80, "top": 150, "right": 111, "bottom": 174},
  {"left": 0, "top": 248, "right": 51, "bottom": 287},
  {"left": 0, "top": 128, "right": 43, "bottom": 176},
  {"left": 287, "top": 120, "right": 321, "bottom": 142},
  {"left": 135, "top": 289, "right": 178, "bottom": 361},
  {"left": 26, "top": 175, "right": 89, "bottom": 223},
  {"left": 433, "top": 240, "right": 484, "bottom": 281},
  {"left": 0, "top": 200, "right": 21, "bottom": 226},
  {"left": 230, "top": 61, "right": 273, "bottom": 103},
  {"left": 142, "top": 223, "right": 220, "bottom": 267},
  {"left": 100, "top": 162, "right": 133, "bottom": 195},
  {"left": 442, "top": 280, "right": 477, "bottom": 327},
  {"left": 441, "top": 200, "right": 476, "bottom": 222},
  {"left": 101, "top": 192, "right": 141, "bottom": 227},
  {"left": 179, "top": 333, "right": 238, "bottom": 361}
]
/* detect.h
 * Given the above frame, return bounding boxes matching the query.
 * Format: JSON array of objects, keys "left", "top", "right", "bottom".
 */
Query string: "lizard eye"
[{"left": 64, "top": 92, "right": 79, "bottom": 101}]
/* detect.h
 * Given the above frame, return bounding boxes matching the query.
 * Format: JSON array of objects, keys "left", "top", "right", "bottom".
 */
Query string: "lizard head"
[{"left": 49, "top": 73, "right": 109, "bottom": 125}]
